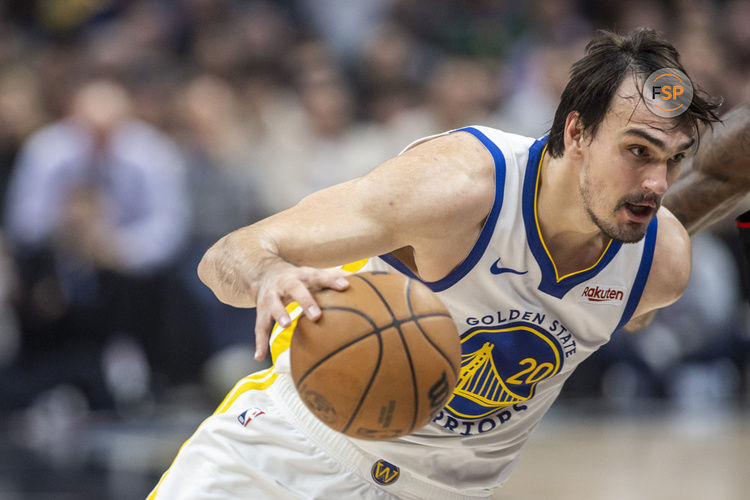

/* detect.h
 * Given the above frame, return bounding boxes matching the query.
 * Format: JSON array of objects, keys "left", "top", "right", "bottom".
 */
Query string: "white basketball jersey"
[{"left": 347, "top": 126, "right": 658, "bottom": 495}]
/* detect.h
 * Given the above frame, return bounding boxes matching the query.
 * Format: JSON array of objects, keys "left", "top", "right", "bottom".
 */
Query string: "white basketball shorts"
[
  {"left": 148, "top": 365, "right": 489, "bottom": 500},
  {"left": 149, "top": 300, "right": 490, "bottom": 500}
]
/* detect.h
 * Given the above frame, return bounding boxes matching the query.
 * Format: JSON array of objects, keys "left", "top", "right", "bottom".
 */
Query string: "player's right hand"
[{"left": 253, "top": 264, "right": 350, "bottom": 361}]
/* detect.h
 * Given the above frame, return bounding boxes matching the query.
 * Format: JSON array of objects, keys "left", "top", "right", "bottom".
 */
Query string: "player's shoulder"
[
  {"left": 392, "top": 125, "right": 537, "bottom": 211},
  {"left": 401, "top": 125, "right": 536, "bottom": 160},
  {"left": 376, "top": 127, "right": 515, "bottom": 236},
  {"left": 466, "top": 125, "right": 537, "bottom": 146},
  {"left": 397, "top": 126, "right": 497, "bottom": 183},
  {"left": 644, "top": 207, "right": 692, "bottom": 307},
  {"left": 452, "top": 125, "right": 537, "bottom": 163}
]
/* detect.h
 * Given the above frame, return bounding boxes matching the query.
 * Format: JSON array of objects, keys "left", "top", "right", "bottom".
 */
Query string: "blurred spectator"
[
  {"left": 496, "top": 42, "right": 575, "bottom": 137},
  {"left": 0, "top": 234, "right": 20, "bottom": 369},
  {"left": 258, "top": 49, "right": 393, "bottom": 212},
  {"left": 0, "top": 67, "right": 48, "bottom": 208},
  {"left": 355, "top": 22, "right": 427, "bottom": 125},
  {"left": 2, "top": 79, "right": 192, "bottom": 411},
  {"left": 525, "top": 0, "right": 591, "bottom": 45},
  {"left": 295, "top": 0, "right": 389, "bottom": 62},
  {"left": 5, "top": 79, "right": 188, "bottom": 274},
  {"left": 171, "top": 75, "right": 269, "bottom": 391},
  {"left": 611, "top": 0, "right": 670, "bottom": 36},
  {"left": 174, "top": 75, "right": 262, "bottom": 233},
  {"left": 716, "top": 0, "right": 750, "bottom": 107},
  {"left": 389, "top": 0, "right": 514, "bottom": 57},
  {"left": 388, "top": 57, "right": 502, "bottom": 145}
]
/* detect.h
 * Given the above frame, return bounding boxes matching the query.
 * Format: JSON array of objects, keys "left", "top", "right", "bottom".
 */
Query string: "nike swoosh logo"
[{"left": 490, "top": 258, "right": 527, "bottom": 275}]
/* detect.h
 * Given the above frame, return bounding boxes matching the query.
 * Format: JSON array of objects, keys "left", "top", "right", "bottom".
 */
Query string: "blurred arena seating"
[{"left": 0, "top": 1, "right": 747, "bottom": 497}]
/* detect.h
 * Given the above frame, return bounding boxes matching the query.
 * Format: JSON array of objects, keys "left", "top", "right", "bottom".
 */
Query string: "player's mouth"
[{"left": 623, "top": 202, "right": 655, "bottom": 223}]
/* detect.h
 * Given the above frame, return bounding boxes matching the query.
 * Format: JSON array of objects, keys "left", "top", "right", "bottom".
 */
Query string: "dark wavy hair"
[{"left": 547, "top": 28, "right": 722, "bottom": 158}]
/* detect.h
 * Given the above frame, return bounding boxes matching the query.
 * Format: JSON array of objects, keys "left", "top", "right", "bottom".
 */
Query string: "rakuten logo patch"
[{"left": 580, "top": 285, "right": 626, "bottom": 305}]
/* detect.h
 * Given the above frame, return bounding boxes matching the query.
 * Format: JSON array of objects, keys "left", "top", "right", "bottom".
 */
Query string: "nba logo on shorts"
[
  {"left": 237, "top": 407, "right": 265, "bottom": 427},
  {"left": 371, "top": 459, "right": 400, "bottom": 485}
]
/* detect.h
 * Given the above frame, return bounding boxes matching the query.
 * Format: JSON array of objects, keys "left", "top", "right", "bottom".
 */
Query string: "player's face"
[{"left": 578, "top": 79, "right": 695, "bottom": 243}]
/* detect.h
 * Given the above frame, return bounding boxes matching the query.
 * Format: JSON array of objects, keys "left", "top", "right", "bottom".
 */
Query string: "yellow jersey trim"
[
  {"left": 341, "top": 259, "right": 369, "bottom": 273},
  {"left": 533, "top": 145, "right": 613, "bottom": 283},
  {"left": 270, "top": 303, "right": 302, "bottom": 364}
]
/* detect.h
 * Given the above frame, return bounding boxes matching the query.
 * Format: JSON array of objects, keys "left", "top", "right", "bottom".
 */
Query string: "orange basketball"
[{"left": 290, "top": 271, "right": 460, "bottom": 440}]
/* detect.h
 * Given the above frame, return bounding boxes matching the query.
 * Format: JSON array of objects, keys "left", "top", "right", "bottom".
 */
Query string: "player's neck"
[{"left": 536, "top": 152, "right": 611, "bottom": 271}]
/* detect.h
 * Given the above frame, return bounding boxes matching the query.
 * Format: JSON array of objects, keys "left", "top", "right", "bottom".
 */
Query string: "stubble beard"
[{"left": 579, "top": 166, "right": 650, "bottom": 244}]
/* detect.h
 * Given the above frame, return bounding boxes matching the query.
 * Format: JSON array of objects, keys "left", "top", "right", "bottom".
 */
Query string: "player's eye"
[
  {"left": 669, "top": 152, "right": 686, "bottom": 163},
  {"left": 628, "top": 145, "right": 647, "bottom": 158}
]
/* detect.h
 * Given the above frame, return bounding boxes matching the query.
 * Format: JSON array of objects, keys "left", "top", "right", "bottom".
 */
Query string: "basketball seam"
[
  {"left": 350, "top": 274, "right": 397, "bottom": 319},
  {"left": 295, "top": 307, "right": 382, "bottom": 388},
  {"left": 295, "top": 305, "right": 451, "bottom": 387},
  {"left": 341, "top": 321, "right": 384, "bottom": 435},
  {"left": 294, "top": 305, "right": 386, "bottom": 436},
  {"left": 328, "top": 309, "right": 453, "bottom": 327},
  {"left": 351, "top": 274, "right": 421, "bottom": 435},
  {"left": 400, "top": 278, "right": 421, "bottom": 434},
  {"left": 407, "top": 286, "right": 461, "bottom": 380}
]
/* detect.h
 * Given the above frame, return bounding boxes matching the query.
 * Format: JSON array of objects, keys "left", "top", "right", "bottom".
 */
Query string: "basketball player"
[{"left": 150, "top": 29, "right": 749, "bottom": 499}]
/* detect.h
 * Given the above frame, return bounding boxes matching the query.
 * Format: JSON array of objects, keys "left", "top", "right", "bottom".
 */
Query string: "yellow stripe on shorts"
[
  {"left": 148, "top": 303, "right": 304, "bottom": 499},
  {"left": 146, "top": 367, "right": 281, "bottom": 499},
  {"left": 149, "top": 266, "right": 370, "bottom": 499}
]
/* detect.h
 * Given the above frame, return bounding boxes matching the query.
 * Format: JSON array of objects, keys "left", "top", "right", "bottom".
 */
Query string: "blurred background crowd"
[{"left": 0, "top": 0, "right": 748, "bottom": 497}]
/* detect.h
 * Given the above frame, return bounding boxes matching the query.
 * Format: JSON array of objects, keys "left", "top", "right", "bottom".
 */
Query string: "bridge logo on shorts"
[
  {"left": 371, "top": 459, "right": 400, "bottom": 485},
  {"left": 445, "top": 322, "right": 563, "bottom": 419}
]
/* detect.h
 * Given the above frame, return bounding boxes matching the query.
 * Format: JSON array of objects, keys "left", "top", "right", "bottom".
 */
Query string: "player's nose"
[{"left": 641, "top": 162, "right": 669, "bottom": 196}]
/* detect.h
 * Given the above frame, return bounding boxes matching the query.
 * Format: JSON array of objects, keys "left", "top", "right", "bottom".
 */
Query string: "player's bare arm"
[
  {"left": 664, "top": 103, "right": 750, "bottom": 234},
  {"left": 624, "top": 207, "right": 691, "bottom": 331},
  {"left": 198, "top": 131, "right": 495, "bottom": 359}
]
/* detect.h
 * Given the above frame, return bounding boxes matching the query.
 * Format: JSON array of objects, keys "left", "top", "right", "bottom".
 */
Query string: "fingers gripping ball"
[{"left": 290, "top": 271, "right": 460, "bottom": 440}]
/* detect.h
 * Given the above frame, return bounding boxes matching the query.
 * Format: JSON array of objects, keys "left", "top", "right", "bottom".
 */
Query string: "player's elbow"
[
  {"left": 197, "top": 244, "right": 226, "bottom": 300},
  {"left": 198, "top": 234, "right": 259, "bottom": 308},
  {"left": 196, "top": 247, "right": 215, "bottom": 289},
  {"left": 198, "top": 241, "right": 237, "bottom": 305}
]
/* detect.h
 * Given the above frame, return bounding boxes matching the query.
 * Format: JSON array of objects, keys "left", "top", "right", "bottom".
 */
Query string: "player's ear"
[{"left": 563, "top": 111, "right": 586, "bottom": 159}]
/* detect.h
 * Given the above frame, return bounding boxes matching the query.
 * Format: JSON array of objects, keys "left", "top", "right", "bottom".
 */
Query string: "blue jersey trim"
[
  {"left": 521, "top": 136, "right": 622, "bottom": 299},
  {"left": 379, "top": 126, "right": 506, "bottom": 292},
  {"left": 615, "top": 217, "right": 658, "bottom": 330}
]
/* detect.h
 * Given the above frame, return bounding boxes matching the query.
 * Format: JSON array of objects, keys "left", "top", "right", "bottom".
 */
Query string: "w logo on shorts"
[{"left": 371, "top": 459, "right": 400, "bottom": 485}]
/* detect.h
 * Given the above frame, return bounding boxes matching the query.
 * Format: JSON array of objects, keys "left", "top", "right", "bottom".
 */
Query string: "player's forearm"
[
  {"left": 663, "top": 103, "right": 750, "bottom": 235},
  {"left": 198, "top": 226, "right": 286, "bottom": 308}
]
